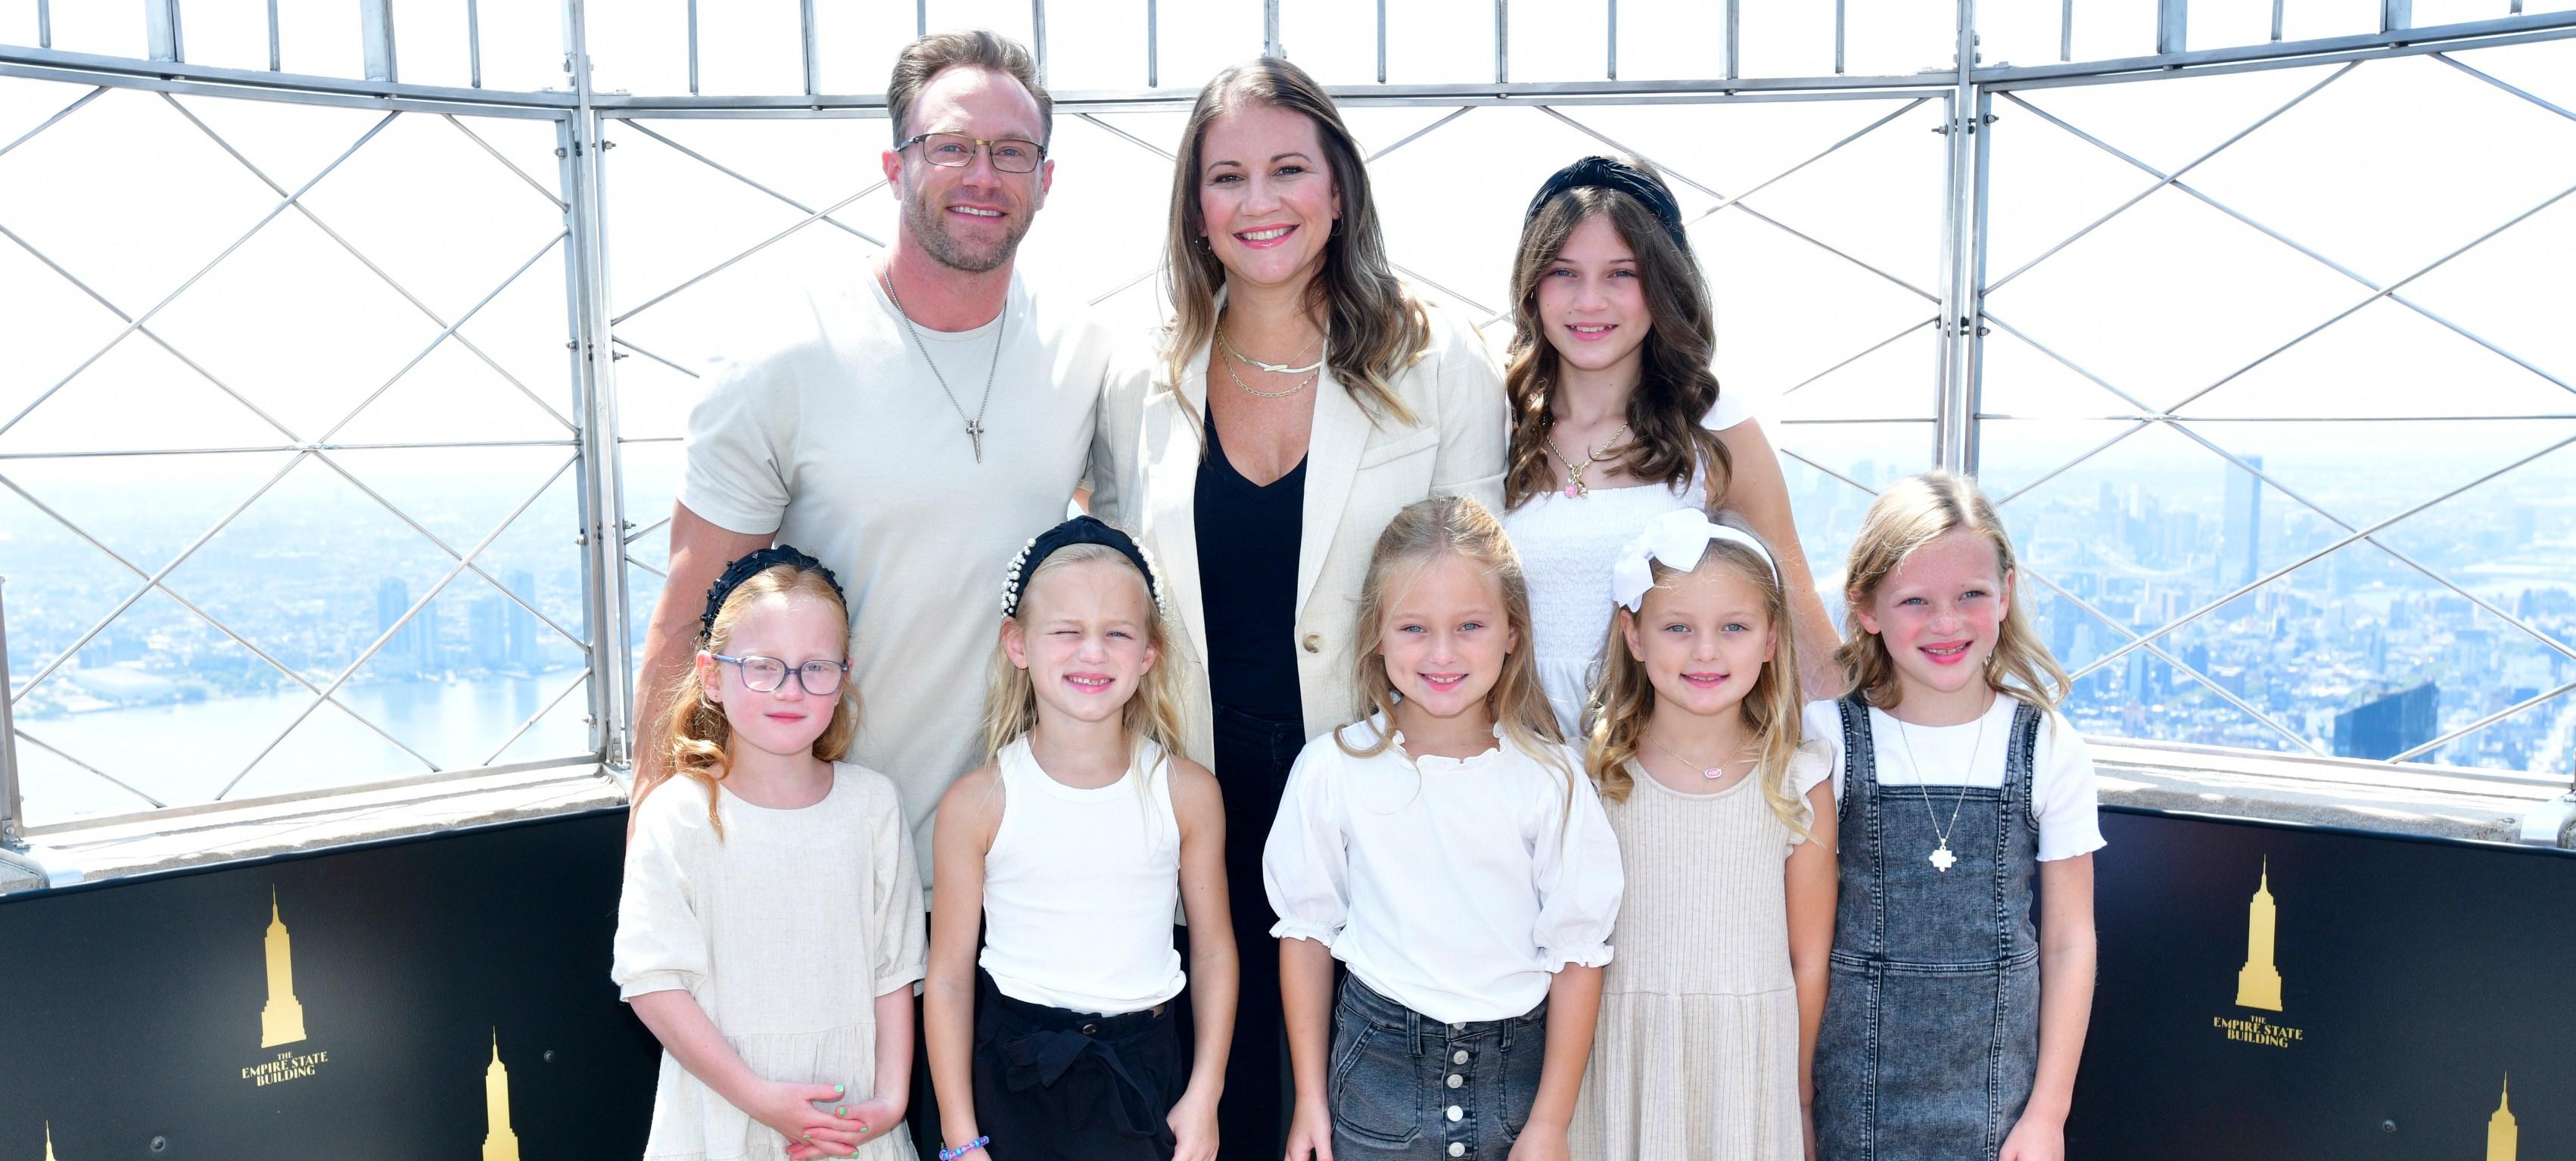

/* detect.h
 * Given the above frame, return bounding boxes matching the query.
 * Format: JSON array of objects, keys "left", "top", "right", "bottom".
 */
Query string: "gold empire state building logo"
[
  {"left": 41, "top": 1122, "right": 58, "bottom": 1161},
  {"left": 2235, "top": 858, "right": 2283, "bottom": 1011},
  {"left": 260, "top": 889, "right": 307, "bottom": 1047},
  {"left": 484, "top": 1029, "right": 523, "bottom": 1161},
  {"left": 2487, "top": 1075, "right": 2518, "bottom": 1161}
]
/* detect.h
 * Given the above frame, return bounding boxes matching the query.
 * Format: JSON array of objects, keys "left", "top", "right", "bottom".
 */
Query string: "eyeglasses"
[
  {"left": 896, "top": 132, "right": 1047, "bottom": 174},
  {"left": 711, "top": 654, "right": 850, "bottom": 696}
]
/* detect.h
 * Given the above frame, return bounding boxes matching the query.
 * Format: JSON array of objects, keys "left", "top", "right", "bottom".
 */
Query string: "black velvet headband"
[
  {"left": 1523, "top": 155, "right": 1689, "bottom": 248},
  {"left": 1001, "top": 515, "right": 1168, "bottom": 621},
  {"left": 700, "top": 544, "right": 845, "bottom": 638}
]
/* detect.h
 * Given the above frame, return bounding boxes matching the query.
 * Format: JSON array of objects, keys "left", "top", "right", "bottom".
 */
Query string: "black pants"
[{"left": 1210, "top": 704, "right": 1308, "bottom": 1161}]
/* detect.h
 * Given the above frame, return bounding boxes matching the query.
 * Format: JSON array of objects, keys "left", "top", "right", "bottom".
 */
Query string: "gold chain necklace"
[
  {"left": 1220, "top": 356, "right": 1317, "bottom": 399},
  {"left": 1544, "top": 421, "right": 1629, "bottom": 498},
  {"left": 1216, "top": 322, "right": 1323, "bottom": 399},
  {"left": 1217, "top": 324, "right": 1326, "bottom": 374}
]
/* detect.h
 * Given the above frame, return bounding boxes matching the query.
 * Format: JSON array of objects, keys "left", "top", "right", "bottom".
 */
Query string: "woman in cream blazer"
[{"left": 1086, "top": 58, "right": 1505, "bottom": 1161}]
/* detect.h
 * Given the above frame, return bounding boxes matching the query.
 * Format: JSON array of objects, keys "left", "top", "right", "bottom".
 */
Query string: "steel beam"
[
  {"left": 2158, "top": 0, "right": 2189, "bottom": 54},
  {"left": 361, "top": 0, "right": 398, "bottom": 83},
  {"left": 562, "top": 0, "right": 634, "bottom": 770},
  {"left": 145, "top": 0, "right": 182, "bottom": 62},
  {"left": 0, "top": 578, "right": 20, "bottom": 848}
]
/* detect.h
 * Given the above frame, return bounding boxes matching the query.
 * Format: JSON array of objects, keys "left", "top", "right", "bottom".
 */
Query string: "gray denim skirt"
[{"left": 1329, "top": 974, "right": 1548, "bottom": 1159}]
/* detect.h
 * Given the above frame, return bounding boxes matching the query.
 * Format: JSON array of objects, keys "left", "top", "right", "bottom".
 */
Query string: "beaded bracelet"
[{"left": 938, "top": 1137, "right": 990, "bottom": 1161}]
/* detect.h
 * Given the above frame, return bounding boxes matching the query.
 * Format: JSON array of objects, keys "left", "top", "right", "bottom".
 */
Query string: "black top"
[{"left": 1194, "top": 411, "right": 1308, "bottom": 724}]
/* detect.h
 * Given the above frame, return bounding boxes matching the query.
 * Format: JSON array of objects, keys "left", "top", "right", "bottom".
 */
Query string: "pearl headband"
[
  {"left": 1610, "top": 509, "right": 1780, "bottom": 612},
  {"left": 1000, "top": 515, "right": 1170, "bottom": 621}
]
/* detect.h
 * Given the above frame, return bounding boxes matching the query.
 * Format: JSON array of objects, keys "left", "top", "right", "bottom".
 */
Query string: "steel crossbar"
[
  {"left": 217, "top": 454, "right": 580, "bottom": 799},
  {"left": 0, "top": 459, "right": 446, "bottom": 778},
  {"left": 1971, "top": 44, "right": 2576, "bottom": 760},
  {"left": 5, "top": 5, "right": 2576, "bottom": 841},
  {"left": 0, "top": 91, "right": 585, "bottom": 811}
]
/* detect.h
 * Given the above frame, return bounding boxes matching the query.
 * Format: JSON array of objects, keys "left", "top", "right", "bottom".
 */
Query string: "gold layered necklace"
[{"left": 1217, "top": 323, "right": 1324, "bottom": 400}]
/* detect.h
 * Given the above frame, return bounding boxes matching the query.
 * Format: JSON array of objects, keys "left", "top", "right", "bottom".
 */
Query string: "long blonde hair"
[
  {"left": 1504, "top": 157, "right": 1730, "bottom": 512},
  {"left": 1585, "top": 518, "right": 1809, "bottom": 839},
  {"left": 658, "top": 563, "right": 861, "bottom": 839},
  {"left": 1339, "top": 497, "right": 1570, "bottom": 794},
  {"left": 981, "top": 542, "right": 1190, "bottom": 784},
  {"left": 1837, "top": 471, "right": 2070, "bottom": 711},
  {"left": 1162, "top": 58, "right": 1427, "bottom": 428}
]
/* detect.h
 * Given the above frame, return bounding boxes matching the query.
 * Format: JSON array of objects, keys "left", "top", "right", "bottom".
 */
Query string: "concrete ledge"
[
  {"left": 3, "top": 744, "right": 2565, "bottom": 895},
  {"left": 0, "top": 851, "right": 45, "bottom": 894},
  {"left": 2093, "top": 742, "right": 2572, "bottom": 845},
  {"left": 1, "top": 765, "right": 628, "bottom": 891}
]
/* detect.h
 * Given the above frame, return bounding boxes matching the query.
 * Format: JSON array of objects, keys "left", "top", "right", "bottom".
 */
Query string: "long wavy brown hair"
[
  {"left": 1338, "top": 497, "right": 1573, "bottom": 808},
  {"left": 1585, "top": 517, "right": 1810, "bottom": 840},
  {"left": 980, "top": 542, "right": 1190, "bottom": 790},
  {"left": 1503, "top": 157, "right": 1730, "bottom": 511},
  {"left": 1837, "top": 471, "right": 2070, "bottom": 712},
  {"left": 1162, "top": 58, "right": 1426, "bottom": 428},
  {"left": 658, "top": 563, "right": 862, "bottom": 839}
]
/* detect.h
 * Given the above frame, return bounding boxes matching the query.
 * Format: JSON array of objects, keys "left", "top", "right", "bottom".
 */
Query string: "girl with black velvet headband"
[{"left": 1497, "top": 154, "right": 1844, "bottom": 741}]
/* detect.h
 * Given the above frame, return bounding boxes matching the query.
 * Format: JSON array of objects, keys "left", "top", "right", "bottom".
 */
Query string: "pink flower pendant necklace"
[{"left": 1544, "top": 420, "right": 1629, "bottom": 498}]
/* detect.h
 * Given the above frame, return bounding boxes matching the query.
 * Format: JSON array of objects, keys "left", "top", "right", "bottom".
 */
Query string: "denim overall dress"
[{"left": 1815, "top": 695, "right": 2044, "bottom": 1161}]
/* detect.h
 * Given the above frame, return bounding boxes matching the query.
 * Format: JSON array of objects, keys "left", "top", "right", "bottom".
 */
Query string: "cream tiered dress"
[
  {"left": 614, "top": 766, "right": 927, "bottom": 1160},
  {"left": 1570, "top": 745, "right": 1831, "bottom": 1161}
]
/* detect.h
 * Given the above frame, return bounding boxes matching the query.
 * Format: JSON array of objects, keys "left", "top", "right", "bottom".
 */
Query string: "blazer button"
[{"left": 1302, "top": 633, "right": 1323, "bottom": 654}]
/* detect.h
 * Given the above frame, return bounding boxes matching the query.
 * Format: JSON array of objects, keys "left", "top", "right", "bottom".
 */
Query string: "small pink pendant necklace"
[
  {"left": 1647, "top": 733, "right": 1738, "bottom": 780},
  {"left": 1545, "top": 421, "right": 1629, "bottom": 498}
]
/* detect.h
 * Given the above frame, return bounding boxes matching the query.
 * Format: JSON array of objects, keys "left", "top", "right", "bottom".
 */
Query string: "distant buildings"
[
  {"left": 2223, "top": 455, "right": 2264, "bottom": 590},
  {"left": 375, "top": 577, "right": 409, "bottom": 663},
  {"left": 2334, "top": 681, "right": 2438, "bottom": 761}
]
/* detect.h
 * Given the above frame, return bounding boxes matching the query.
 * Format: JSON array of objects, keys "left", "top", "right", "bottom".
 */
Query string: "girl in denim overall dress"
[
  {"left": 1807, "top": 473, "right": 2102, "bottom": 1161},
  {"left": 1265, "top": 496, "right": 1625, "bottom": 1161},
  {"left": 923, "top": 518, "right": 1238, "bottom": 1161}
]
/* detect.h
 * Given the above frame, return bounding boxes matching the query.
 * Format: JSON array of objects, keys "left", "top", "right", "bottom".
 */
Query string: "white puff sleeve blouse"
[{"left": 1262, "top": 714, "right": 1625, "bottom": 1026}]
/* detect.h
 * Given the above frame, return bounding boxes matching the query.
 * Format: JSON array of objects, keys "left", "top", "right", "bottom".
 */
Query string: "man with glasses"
[{"left": 629, "top": 30, "right": 1117, "bottom": 1152}]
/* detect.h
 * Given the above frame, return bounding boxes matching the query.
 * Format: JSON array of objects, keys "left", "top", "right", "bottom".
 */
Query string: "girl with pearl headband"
[{"left": 924, "top": 516, "right": 1237, "bottom": 1161}]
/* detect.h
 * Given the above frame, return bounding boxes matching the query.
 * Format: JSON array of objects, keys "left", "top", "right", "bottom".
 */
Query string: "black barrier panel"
[
  {"left": 2071, "top": 807, "right": 2575, "bottom": 1160},
  {"left": 0, "top": 808, "right": 658, "bottom": 1159},
  {"left": 2, "top": 802, "right": 2570, "bottom": 1159}
]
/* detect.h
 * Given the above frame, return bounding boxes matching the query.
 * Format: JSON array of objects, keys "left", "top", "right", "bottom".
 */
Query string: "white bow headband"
[{"left": 1610, "top": 509, "right": 1780, "bottom": 612}]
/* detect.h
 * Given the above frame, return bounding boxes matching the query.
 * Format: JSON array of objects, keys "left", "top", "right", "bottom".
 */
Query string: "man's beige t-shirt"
[{"left": 678, "top": 272, "right": 1112, "bottom": 898}]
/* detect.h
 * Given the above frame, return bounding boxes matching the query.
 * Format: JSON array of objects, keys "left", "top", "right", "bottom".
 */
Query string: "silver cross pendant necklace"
[
  {"left": 1893, "top": 694, "right": 1991, "bottom": 873},
  {"left": 882, "top": 269, "right": 1003, "bottom": 462}
]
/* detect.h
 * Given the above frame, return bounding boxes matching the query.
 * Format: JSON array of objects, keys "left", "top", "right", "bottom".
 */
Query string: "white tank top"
[{"left": 977, "top": 735, "right": 1187, "bottom": 1015}]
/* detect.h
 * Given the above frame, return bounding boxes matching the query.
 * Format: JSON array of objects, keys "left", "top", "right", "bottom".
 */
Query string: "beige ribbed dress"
[{"left": 1570, "top": 745, "right": 1830, "bottom": 1161}]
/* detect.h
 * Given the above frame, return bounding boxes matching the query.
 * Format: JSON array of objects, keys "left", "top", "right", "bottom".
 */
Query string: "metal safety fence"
[{"left": 3, "top": 0, "right": 2572, "bottom": 848}]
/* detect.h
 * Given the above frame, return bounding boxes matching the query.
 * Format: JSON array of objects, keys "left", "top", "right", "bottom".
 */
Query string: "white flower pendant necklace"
[{"left": 1893, "top": 694, "right": 1992, "bottom": 873}]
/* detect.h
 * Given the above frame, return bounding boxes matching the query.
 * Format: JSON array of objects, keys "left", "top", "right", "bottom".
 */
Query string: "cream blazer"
[{"left": 1089, "top": 303, "right": 1509, "bottom": 766}]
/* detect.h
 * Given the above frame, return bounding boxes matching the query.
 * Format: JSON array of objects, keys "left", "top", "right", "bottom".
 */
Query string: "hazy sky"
[{"left": 3, "top": 5, "right": 2572, "bottom": 543}]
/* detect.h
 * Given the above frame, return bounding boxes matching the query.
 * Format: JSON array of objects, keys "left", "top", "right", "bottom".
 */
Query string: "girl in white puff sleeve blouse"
[{"left": 1264, "top": 496, "right": 1624, "bottom": 1161}]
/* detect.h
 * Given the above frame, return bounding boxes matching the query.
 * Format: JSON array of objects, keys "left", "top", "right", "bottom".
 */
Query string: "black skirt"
[{"left": 971, "top": 969, "right": 1188, "bottom": 1161}]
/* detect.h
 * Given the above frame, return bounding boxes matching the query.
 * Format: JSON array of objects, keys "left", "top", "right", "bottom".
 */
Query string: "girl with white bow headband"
[{"left": 1568, "top": 509, "right": 1840, "bottom": 1161}]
